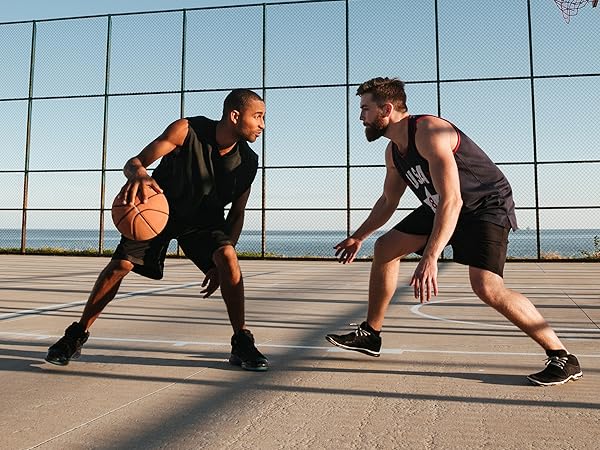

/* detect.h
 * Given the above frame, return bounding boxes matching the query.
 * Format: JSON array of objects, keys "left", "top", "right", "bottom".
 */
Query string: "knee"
[
  {"left": 373, "top": 233, "right": 408, "bottom": 262},
  {"left": 374, "top": 235, "right": 392, "bottom": 259},
  {"left": 104, "top": 259, "right": 133, "bottom": 280},
  {"left": 373, "top": 235, "right": 386, "bottom": 254},
  {"left": 470, "top": 276, "right": 503, "bottom": 306}
]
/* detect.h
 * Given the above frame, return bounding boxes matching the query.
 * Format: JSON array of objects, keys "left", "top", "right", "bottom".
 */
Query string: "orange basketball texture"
[{"left": 111, "top": 186, "right": 169, "bottom": 241}]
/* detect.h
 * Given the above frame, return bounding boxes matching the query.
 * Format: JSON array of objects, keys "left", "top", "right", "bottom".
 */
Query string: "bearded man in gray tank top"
[{"left": 326, "top": 77, "right": 582, "bottom": 386}]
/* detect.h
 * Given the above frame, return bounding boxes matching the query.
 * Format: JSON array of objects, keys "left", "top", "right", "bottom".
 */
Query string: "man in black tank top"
[
  {"left": 45, "top": 90, "right": 269, "bottom": 372},
  {"left": 326, "top": 77, "right": 581, "bottom": 386}
]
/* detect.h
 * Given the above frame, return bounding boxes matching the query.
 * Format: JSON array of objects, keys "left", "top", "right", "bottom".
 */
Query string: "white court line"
[
  {"left": 1, "top": 270, "right": 278, "bottom": 323},
  {"left": 2, "top": 331, "right": 600, "bottom": 358},
  {"left": 410, "top": 297, "right": 600, "bottom": 333},
  {"left": 0, "top": 282, "right": 202, "bottom": 322},
  {"left": 26, "top": 364, "right": 213, "bottom": 450}
]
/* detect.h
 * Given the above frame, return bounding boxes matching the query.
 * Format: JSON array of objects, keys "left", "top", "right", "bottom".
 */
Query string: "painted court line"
[
  {"left": 1, "top": 270, "right": 279, "bottom": 323},
  {"left": 410, "top": 297, "right": 600, "bottom": 333},
  {"left": 0, "top": 282, "right": 203, "bottom": 321}
]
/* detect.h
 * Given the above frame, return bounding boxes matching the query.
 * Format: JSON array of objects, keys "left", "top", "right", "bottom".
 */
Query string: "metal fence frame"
[{"left": 1, "top": 0, "right": 599, "bottom": 260}]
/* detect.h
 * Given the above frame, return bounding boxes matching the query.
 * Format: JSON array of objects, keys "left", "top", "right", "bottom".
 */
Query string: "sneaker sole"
[
  {"left": 229, "top": 355, "right": 269, "bottom": 372},
  {"left": 44, "top": 349, "right": 82, "bottom": 366},
  {"left": 527, "top": 372, "right": 583, "bottom": 386},
  {"left": 325, "top": 335, "right": 380, "bottom": 357},
  {"left": 44, "top": 356, "right": 69, "bottom": 366}
]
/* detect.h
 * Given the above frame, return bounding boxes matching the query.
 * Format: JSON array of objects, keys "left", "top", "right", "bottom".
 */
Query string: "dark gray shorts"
[
  {"left": 393, "top": 205, "right": 510, "bottom": 277},
  {"left": 112, "top": 220, "right": 233, "bottom": 280}
]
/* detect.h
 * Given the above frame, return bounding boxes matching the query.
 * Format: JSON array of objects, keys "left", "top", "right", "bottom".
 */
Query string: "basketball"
[{"left": 111, "top": 186, "right": 169, "bottom": 241}]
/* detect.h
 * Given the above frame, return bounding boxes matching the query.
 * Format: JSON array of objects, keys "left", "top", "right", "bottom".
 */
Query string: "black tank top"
[
  {"left": 152, "top": 116, "right": 258, "bottom": 225},
  {"left": 392, "top": 115, "right": 517, "bottom": 229}
]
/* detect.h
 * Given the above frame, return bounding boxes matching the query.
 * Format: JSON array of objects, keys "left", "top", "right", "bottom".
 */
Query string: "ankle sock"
[
  {"left": 361, "top": 321, "right": 381, "bottom": 336},
  {"left": 546, "top": 349, "right": 568, "bottom": 358}
]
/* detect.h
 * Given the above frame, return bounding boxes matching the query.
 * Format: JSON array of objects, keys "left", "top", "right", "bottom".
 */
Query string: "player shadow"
[
  {"left": 3, "top": 334, "right": 596, "bottom": 449},
  {"left": 287, "top": 364, "right": 530, "bottom": 386},
  {"left": 1, "top": 338, "right": 529, "bottom": 386},
  {"left": 11, "top": 348, "right": 598, "bottom": 450},
  {"left": 2, "top": 345, "right": 590, "bottom": 395},
  {"left": 0, "top": 341, "right": 568, "bottom": 387},
  {"left": 0, "top": 339, "right": 230, "bottom": 373}
]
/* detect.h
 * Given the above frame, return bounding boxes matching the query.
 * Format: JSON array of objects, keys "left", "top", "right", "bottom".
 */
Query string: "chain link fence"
[{"left": 1, "top": 0, "right": 599, "bottom": 260}]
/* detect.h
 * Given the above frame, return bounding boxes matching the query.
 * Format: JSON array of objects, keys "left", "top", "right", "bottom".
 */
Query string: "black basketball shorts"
[
  {"left": 393, "top": 205, "right": 510, "bottom": 277},
  {"left": 112, "top": 219, "right": 234, "bottom": 280}
]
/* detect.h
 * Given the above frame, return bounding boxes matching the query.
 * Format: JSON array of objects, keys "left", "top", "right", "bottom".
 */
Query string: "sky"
[
  {"left": 0, "top": 0, "right": 307, "bottom": 21},
  {"left": 1, "top": 0, "right": 599, "bottom": 235}
]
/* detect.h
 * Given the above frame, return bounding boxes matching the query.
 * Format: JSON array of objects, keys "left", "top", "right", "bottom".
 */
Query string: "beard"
[{"left": 364, "top": 114, "right": 387, "bottom": 142}]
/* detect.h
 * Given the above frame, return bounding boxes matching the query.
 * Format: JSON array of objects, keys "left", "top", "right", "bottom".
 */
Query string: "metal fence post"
[
  {"left": 261, "top": 3, "right": 267, "bottom": 258},
  {"left": 345, "top": 0, "right": 351, "bottom": 238},
  {"left": 527, "top": 0, "right": 542, "bottom": 259},
  {"left": 99, "top": 15, "right": 112, "bottom": 255},
  {"left": 20, "top": 21, "right": 36, "bottom": 254},
  {"left": 176, "top": 9, "right": 187, "bottom": 258}
]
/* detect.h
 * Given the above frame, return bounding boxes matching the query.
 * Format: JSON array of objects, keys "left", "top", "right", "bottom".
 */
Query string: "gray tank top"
[{"left": 392, "top": 115, "right": 517, "bottom": 229}]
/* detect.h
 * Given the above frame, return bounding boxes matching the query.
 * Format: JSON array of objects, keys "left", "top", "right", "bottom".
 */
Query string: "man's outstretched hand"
[
  {"left": 334, "top": 236, "right": 362, "bottom": 264},
  {"left": 410, "top": 255, "right": 439, "bottom": 303},
  {"left": 201, "top": 268, "right": 220, "bottom": 298}
]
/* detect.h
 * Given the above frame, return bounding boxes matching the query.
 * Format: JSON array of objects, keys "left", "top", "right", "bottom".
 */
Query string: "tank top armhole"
[
  {"left": 415, "top": 114, "right": 461, "bottom": 154},
  {"left": 452, "top": 129, "right": 461, "bottom": 154}
]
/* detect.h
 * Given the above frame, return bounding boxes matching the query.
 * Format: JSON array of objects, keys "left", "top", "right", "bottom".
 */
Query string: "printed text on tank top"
[
  {"left": 392, "top": 116, "right": 460, "bottom": 213},
  {"left": 390, "top": 115, "right": 518, "bottom": 230}
]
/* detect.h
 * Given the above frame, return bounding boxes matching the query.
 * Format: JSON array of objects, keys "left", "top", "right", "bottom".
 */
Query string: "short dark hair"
[
  {"left": 356, "top": 77, "right": 407, "bottom": 113},
  {"left": 223, "top": 89, "right": 264, "bottom": 116}
]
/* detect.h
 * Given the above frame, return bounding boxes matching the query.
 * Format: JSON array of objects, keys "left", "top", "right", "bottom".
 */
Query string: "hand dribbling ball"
[{"left": 111, "top": 186, "right": 169, "bottom": 241}]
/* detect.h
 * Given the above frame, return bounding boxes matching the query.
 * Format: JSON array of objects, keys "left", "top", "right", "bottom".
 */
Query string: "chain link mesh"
[{"left": 0, "top": 0, "right": 599, "bottom": 259}]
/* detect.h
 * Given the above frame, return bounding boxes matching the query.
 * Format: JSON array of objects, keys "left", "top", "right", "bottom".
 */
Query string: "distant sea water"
[{"left": 1, "top": 228, "right": 599, "bottom": 259}]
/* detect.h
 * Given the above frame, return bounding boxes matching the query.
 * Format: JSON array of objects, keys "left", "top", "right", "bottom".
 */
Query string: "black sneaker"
[
  {"left": 45, "top": 322, "right": 89, "bottom": 366},
  {"left": 229, "top": 329, "right": 269, "bottom": 372},
  {"left": 325, "top": 322, "right": 382, "bottom": 357},
  {"left": 527, "top": 351, "right": 583, "bottom": 386}
]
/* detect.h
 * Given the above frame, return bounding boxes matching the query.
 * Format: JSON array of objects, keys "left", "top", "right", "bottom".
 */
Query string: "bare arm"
[
  {"left": 411, "top": 116, "right": 463, "bottom": 301},
  {"left": 416, "top": 117, "right": 463, "bottom": 259},
  {"left": 335, "top": 142, "right": 407, "bottom": 263},
  {"left": 119, "top": 118, "right": 189, "bottom": 204},
  {"left": 225, "top": 187, "right": 251, "bottom": 246}
]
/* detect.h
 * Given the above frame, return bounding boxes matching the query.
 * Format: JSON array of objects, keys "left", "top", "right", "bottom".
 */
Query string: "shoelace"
[
  {"left": 545, "top": 355, "right": 568, "bottom": 369},
  {"left": 349, "top": 322, "right": 370, "bottom": 337}
]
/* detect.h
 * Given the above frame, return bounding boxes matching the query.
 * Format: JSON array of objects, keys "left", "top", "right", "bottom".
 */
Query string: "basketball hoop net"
[{"left": 554, "top": 0, "right": 597, "bottom": 23}]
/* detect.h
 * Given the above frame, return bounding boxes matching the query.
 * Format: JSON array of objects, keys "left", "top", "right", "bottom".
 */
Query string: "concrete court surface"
[{"left": 1, "top": 254, "right": 599, "bottom": 450}]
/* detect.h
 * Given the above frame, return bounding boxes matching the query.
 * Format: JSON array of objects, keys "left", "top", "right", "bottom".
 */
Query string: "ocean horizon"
[{"left": 1, "top": 228, "right": 599, "bottom": 259}]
